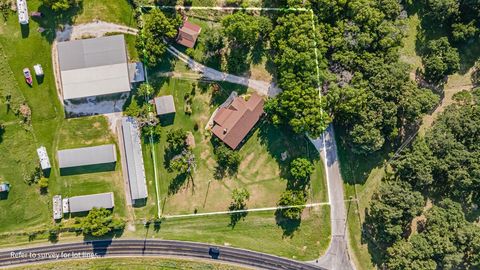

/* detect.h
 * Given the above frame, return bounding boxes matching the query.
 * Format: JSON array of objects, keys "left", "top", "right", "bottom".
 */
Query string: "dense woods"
[{"left": 365, "top": 89, "right": 480, "bottom": 269}]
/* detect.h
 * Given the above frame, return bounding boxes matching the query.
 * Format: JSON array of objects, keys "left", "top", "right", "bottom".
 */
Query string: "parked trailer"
[{"left": 16, "top": 0, "right": 29, "bottom": 25}]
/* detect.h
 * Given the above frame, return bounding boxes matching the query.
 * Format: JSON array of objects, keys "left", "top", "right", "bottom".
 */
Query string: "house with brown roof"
[
  {"left": 211, "top": 93, "right": 264, "bottom": 149},
  {"left": 176, "top": 20, "right": 202, "bottom": 48}
]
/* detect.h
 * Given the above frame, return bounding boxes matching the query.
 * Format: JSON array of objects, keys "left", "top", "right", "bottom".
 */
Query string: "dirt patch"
[
  {"left": 93, "top": 122, "right": 101, "bottom": 128},
  {"left": 239, "top": 153, "right": 255, "bottom": 170},
  {"left": 186, "top": 131, "right": 196, "bottom": 148}
]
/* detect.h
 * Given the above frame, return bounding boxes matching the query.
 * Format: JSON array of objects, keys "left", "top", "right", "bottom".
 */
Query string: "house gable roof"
[{"left": 211, "top": 93, "right": 264, "bottom": 149}]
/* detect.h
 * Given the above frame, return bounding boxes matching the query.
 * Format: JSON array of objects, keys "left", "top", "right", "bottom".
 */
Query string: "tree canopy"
[
  {"left": 79, "top": 208, "right": 125, "bottom": 237},
  {"left": 138, "top": 9, "right": 181, "bottom": 67}
]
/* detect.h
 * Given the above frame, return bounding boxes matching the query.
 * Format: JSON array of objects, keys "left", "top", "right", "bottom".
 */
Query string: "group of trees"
[
  {"left": 41, "top": 0, "right": 81, "bottom": 12},
  {"left": 364, "top": 89, "right": 480, "bottom": 268},
  {"left": 221, "top": 12, "right": 272, "bottom": 73},
  {"left": 304, "top": 0, "right": 439, "bottom": 153},
  {"left": 137, "top": 9, "right": 181, "bottom": 67},
  {"left": 277, "top": 157, "right": 314, "bottom": 220},
  {"left": 77, "top": 208, "right": 125, "bottom": 237},
  {"left": 165, "top": 129, "right": 196, "bottom": 175},
  {"left": 265, "top": 13, "right": 330, "bottom": 138}
]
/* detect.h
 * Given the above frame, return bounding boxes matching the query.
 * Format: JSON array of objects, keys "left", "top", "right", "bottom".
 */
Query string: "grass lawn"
[
  {"left": 10, "top": 257, "right": 249, "bottom": 270},
  {"left": 138, "top": 78, "right": 326, "bottom": 216},
  {"left": 335, "top": 127, "right": 390, "bottom": 270},
  {"left": 73, "top": 0, "right": 134, "bottom": 26},
  {"left": 142, "top": 208, "right": 330, "bottom": 261}
]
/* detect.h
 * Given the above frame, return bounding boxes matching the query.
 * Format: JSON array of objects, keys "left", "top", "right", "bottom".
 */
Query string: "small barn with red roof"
[
  {"left": 176, "top": 20, "right": 202, "bottom": 48},
  {"left": 211, "top": 93, "right": 264, "bottom": 149}
]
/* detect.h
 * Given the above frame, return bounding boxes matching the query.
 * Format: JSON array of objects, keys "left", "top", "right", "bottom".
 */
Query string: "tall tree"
[{"left": 138, "top": 9, "right": 181, "bottom": 67}]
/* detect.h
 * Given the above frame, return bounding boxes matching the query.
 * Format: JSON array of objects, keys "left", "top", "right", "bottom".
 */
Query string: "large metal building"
[
  {"left": 120, "top": 117, "right": 147, "bottom": 202},
  {"left": 56, "top": 35, "right": 131, "bottom": 101},
  {"left": 57, "top": 144, "right": 117, "bottom": 169}
]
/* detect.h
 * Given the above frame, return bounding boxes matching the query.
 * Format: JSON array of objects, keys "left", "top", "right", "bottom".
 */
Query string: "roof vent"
[{"left": 223, "top": 128, "right": 228, "bottom": 134}]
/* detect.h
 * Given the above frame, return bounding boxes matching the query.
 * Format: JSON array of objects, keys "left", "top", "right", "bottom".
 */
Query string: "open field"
[{"left": 10, "top": 257, "right": 249, "bottom": 270}]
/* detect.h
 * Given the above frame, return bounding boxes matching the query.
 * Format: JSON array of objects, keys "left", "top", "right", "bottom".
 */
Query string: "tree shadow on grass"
[
  {"left": 333, "top": 124, "right": 389, "bottom": 186},
  {"left": 168, "top": 173, "right": 188, "bottom": 195},
  {"left": 33, "top": 3, "right": 84, "bottom": 44},
  {"left": 274, "top": 209, "right": 301, "bottom": 238},
  {"left": 228, "top": 205, "right": 248, "bottom": 228},
  {"left": 257, "top": 120, "right": 318, "bottom": 180}
]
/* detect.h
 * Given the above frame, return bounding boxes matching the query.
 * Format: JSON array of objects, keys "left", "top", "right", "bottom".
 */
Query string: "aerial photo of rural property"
[{"left": 0, "top": 0, "right": 479, "bottom": 269}]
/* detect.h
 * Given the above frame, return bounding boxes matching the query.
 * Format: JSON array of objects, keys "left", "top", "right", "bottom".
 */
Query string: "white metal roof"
[
  {"left": 37, "top": 146, "right": 51, "bottom": 170},
  {"left": 57, "top": 144, "right": 117, "bottom": 169},
  {"left": 16, "top": 0, "right": 29, "bottom": 24},
  {"left": 121, "top": 117, "right": 148, "bottom": 200},
  {"left": 57, "top": 35, "right": 131, "bottom": 100},
  {"left": 66, "top": 192, "right": 115, "bottom": 213}
]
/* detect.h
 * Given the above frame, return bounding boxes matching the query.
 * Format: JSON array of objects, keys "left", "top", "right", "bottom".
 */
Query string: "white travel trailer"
[{"left": 16, "top": 0, "right": 29, "bottom": 25}]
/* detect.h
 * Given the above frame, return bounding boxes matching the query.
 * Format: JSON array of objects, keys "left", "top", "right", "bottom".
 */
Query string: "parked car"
[
  {"left": 34, "top": 64, "right": 44, "bottom": 77},
  {"left": 23, "top": 68, "right": 32, "bottom": 86},
  {"left": 209, "top": 247, "right": 220, "bottom": 259}
]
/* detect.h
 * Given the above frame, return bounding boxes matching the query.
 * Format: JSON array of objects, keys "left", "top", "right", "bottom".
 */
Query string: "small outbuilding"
[
  {"left": 154, "top": 95, "right": 176, "bottom": 116},
  {"left": 176, "top": 20, "right": 202, "bottom": 48},
  {"left": 0, "top": 183, "right": 10, "bottom": 193},
  {"left": 37, "top": 146, "right": 51, "bottom": 171},
  {"left": 33, "top": 64, "right": 44, "bottom": 77},
  {"left": 63, "top": 192, "right": 115, "bottom": 213}
]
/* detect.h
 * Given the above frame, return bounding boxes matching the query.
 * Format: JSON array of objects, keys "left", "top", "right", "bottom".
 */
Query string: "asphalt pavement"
[
  {"left": 0, "top": 239, "right": 327, "bottom": 270},
  {"left": 310, "top": 125, "right": 355, "bottom": 270}
]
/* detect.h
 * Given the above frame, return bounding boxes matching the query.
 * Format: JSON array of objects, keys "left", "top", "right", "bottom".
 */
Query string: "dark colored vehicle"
[{"left": 209, "top": 247, "right": 220, "bottom": 259}]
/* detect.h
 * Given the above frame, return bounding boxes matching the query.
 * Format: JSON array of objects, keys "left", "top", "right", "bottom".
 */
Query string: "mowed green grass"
[
  {"left": 143, "top": 208, "right": 330, "bottom": 261},
  {"left": 74, "top": 0, "right": 134, "bottom": 26},
  {"left": 11, "top": 257, "right": 249, "bottom": 270},
  {"left": 140, "top": 78, "right": 325, "bottom": 216}
]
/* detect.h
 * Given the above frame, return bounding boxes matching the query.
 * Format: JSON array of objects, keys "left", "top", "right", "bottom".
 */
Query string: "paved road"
[
  {"left": 0, "top": 240, "right": 326, "bottom": 270},
  {"left": 310, "top": 125, "right": 355, "bottom": 270}
]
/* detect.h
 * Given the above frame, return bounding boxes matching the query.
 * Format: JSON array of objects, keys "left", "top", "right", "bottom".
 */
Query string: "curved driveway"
[{"left": 0, "top": 239, "right": 325, "bottom": 270}]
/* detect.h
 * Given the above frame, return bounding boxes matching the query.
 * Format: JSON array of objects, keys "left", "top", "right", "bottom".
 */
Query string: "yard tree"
[
  {"left": 139, "top": 9, "right": 181, "bottom": 67},
  {"left": 222, "top": 12, "right": 261, "bottom": 48},
  {"left": 81, "top": 208, "right": 124, "bottom": 237},
  {"left": 137, "top": 83, "right": 154, "bottom": 100},
  {"left": 38, "top": 177, "right": 49, "bottom": 190},
  {"left": 230, "top": 188, "right": 250, "bottom": 210},
  {"left": 166, "top": 128, "right": 188, "bottom": 153},
  {"left": 289, "top": 158, "right": 314, "bottom": 189},
  {"left": 41, "top": 0, "right": 81, "bottom": 11},
  {"left": 214, "top": 144, "right": 241, "bottom": 177},
  {"left": 423, "top": 37, "right": 460, "bottom": 83},
  {"left": 169, "top": 149, "right": 196, "bottom": 175},
  {"left": 277, "top": 190, "right": 306, "bottom": 220}
]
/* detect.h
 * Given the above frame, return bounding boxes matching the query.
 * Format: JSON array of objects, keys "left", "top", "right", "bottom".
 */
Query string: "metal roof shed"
[
  {"left": 154, "top": 95, "right": 176, "bottom": 116},
  {"left": 57, "top": 144, "right": 117, "bottom": 169},
  {"left": 121, "top": 117, "right": 148, "bottom": 201},
  {"left": 57, "top": 35, "right": 131, "bottom": 100},
  {"left": 66, "top": 192, "right": 115, "bottom": 213}
]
